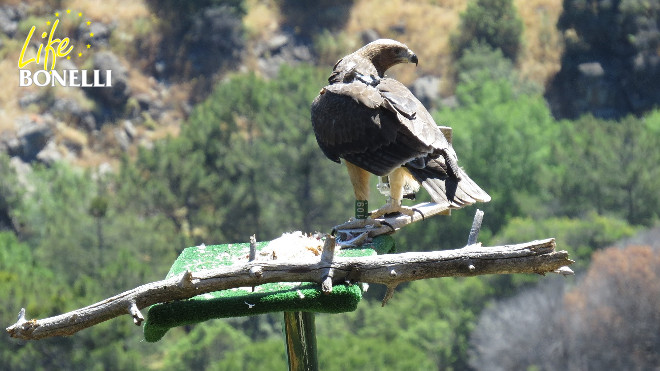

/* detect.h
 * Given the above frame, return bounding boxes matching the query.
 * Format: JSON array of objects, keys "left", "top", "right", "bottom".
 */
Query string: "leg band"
[{"left": 355, "top": 200, "right": 369, "bottom": 219}]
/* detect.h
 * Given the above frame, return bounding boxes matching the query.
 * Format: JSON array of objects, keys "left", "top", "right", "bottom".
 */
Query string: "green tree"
[
  {"left": 549, "top": 112, "right": 660, "bottom": 225},
  {"left": 316, "top": 277, "right": 492, "bottom": 369},
  {"left": 491, "top": 213, "right": 638, "bottom": 292},
  {"left": 0, "top": 155, "right": 182, "bottom": 369},
  {"left": 8, "top": 162, "right": 178, "bottom": 291},
  {"left": 11, "top": 163, "right": 99, "bottom": 284},
  {"left": 433, "top": 75, "right": 557, "bottom": 236},
  {"left": 454, "top": 42, "right": 541, "bottom": 100},
  {"left": 159, "top": 320, "right": 287, "bottom": 370},
  {"left": 451, "top": 0, "right": 524, "bottom": 62},
  {"left": 0, "top": 155, "right": 22, "bottom": 232},
  {"left": 0, "top": 229, "right": 148, "bottom": 371}
]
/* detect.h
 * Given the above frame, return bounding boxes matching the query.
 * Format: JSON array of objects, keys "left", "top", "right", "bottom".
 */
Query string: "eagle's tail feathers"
[{"left": 406, "top": 166, "right": 490, "bottom": 209}]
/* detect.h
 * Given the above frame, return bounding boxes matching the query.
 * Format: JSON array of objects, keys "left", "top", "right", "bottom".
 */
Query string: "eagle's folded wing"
[{"left": 311, "top": 82, "right": 433, "bottom": 176}]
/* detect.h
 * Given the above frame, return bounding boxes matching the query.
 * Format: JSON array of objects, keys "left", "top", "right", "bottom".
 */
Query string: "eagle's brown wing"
[
  {"left": 375, "top": 79, "right": 490, "bottom": 205},
  {"left": 376, "top": 78, "right": 456, "bottom": 156},
  {"left": 311, "top": 80, "right": 435, "bottom": 176}
]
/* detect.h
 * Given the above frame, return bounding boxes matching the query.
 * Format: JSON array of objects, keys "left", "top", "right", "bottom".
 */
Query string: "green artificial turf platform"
[{"left": 143, "top": 233, "right": 395, "bottom": 342}]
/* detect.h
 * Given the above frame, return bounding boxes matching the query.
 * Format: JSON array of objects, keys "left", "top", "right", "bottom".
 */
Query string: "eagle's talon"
[
  {"left": 370, "top": 202, "right": 416, "bottom": 219},
  {"left": 412, "top": 208, "right": 425, "bottom": 221},
  {"left": 379, "top": 220, "right": 396, "bottom": 233},
  {"left": 337, "top": 231, "right": 371, "bottom": 248}
]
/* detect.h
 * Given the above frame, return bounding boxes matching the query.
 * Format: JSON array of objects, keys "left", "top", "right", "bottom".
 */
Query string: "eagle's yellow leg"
[
  {"left": 345, "top": 161, "right": 371, "bottom": 201},
  {"left": 333, "top": 161, "right": 380, "bottom": 233},
  {"left": 334, "top": 163, "right": 419, "bottom": 234},
  {"left": 369, "top": 167, "right": 418, "bottom": 219}
]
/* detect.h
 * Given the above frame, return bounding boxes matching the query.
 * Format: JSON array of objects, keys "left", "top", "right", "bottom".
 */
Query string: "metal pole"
[{"left": 283, "top": 311, "right": 318, "bottom": 371}]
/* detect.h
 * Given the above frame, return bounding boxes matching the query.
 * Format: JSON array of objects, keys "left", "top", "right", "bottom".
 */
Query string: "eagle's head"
[{"left": 356, "top": 39, "right": 418, "bottom": 77}]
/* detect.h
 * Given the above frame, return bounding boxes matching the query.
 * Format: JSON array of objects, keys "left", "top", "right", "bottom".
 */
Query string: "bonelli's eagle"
[{"left": 311, "top": 39, "right": 489, "bottom": 225}]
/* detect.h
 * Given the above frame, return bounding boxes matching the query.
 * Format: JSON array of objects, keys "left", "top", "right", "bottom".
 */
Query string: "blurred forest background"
[{"left": 1, "top": 0, "right": 659, "bottom": 369}]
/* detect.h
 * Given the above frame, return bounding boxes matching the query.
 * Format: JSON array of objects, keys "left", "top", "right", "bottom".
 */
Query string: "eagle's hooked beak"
[
  {"left": 410, "top": 53, "right": 418, "bottom": 66},
  {"left": 396, "top": 48, "right": 418, "bottom": 66}
]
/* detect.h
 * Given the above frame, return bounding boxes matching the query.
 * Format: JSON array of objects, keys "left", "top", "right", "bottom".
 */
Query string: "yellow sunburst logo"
[
  {"left": 17, "top": 10, "right": 112, "bottom": 88},
  {"left": 18, "top": 9, "right": 95, "bottom": 71}
]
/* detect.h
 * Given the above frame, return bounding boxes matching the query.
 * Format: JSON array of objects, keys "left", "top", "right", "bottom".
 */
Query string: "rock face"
[
  {"left": 13, "top": 117, "right": 54, "bottom": 162},
  {"left": 546, "top": 60, "right": 626, "bottom": 119},
  {"left": 51, "top": 97, "right": 97, "bottom": 131},
  {"left": 255, "top": 32, "right": 313, "bottom": 78},
  {"left": 86, "top": 51, "right": 131, "bottom": 109},
  {"left": 279, "top": 0, "right": 354, "bottom": 35},
  {"left": 411, "top": 76, "right": 441, "bottom": 109},
  {"left": 186, "top": 6, "right": 244, "bottom": 76},
  {"left": 79, "top": 22, "right": 112, "bottom": 47},
  {"left": 546, "top": 56, "right": 660, "bottom": 120},
  {"left": 545, "top": 1, "right": 660, "bottom": 119},
  {"left": 0, "top": 5, "right": 24, "bottom": 37}
]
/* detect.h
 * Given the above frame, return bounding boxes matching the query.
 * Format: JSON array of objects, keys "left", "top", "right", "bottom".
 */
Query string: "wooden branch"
[
  {"left": 6, "top": 237, "right": 571, "bottom": 341},
  {"left": 320, "top": 236, "right": 336, "bottom": 294},
  {"left": 334, "top": 202, "right": 453, "bottom": 244}
]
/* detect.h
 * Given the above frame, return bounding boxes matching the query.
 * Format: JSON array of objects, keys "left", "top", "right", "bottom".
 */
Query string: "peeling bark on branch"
[{"left": 7, "top": 237, "right": 571, "bottom": 341}]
